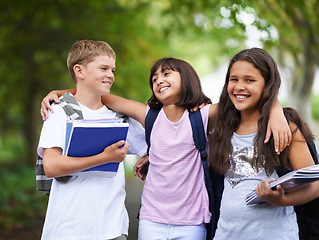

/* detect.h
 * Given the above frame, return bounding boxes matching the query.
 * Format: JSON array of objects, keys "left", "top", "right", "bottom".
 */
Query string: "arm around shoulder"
[
  {"left": 41, "top": 88, "right": 76, "bottom": 120},
  {"left": 266, "top": 99, "right": 292, "bottom": 153},
  {"left": 102, "top": 94, "right": 147, "bottom": 126}
]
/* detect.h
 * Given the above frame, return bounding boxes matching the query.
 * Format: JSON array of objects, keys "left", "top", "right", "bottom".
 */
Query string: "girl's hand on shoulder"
[
  {"left": 265, "top": 113, "right": 292, "bottom": 155},
  {"left": 41, "top": 91, "right": 61, "bottom": 121},
  {"left": 134, "top": 154, "right": 149, "bottom": 181},
  {"left": 256, "top": 178, "right": 286, "bottom": 206},
  {"left": 190, "top": 103, "right": 207, "bottom": 112}
]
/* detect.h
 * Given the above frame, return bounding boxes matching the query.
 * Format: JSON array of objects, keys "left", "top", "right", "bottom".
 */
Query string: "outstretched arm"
[{"left": 101, "top": 94, "right": 147, "bottom": 127}]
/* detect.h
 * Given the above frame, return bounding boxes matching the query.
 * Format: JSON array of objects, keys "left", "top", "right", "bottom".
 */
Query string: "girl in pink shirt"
[{"left": 105, "top": 58, "right": 212, "bottom": 239}]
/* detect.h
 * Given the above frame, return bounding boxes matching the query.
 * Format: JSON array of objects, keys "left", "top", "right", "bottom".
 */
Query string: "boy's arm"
[
  {"left": 43, "top": 140, "right": 129, "bottom": 178},
  {"left": 265, "top": 99, "right": 292, "bottom": 154},
  {"left": 41, "top": 89, "right": 76, "bottom": 120},
  {"left": 101, "top": 94, "right": 147, "bottom": 127}
]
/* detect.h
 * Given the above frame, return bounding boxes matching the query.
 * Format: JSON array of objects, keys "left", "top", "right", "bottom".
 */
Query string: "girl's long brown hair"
[{"left": 208, "top": 48, "right": 285, "bottom": 175}]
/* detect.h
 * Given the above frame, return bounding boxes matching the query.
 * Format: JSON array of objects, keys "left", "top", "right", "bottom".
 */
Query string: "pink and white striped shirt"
[{"left": 139, "top": 105, "right": 211, "bottom": 225}]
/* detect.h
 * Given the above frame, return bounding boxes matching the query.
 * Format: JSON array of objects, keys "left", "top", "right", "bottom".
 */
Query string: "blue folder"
[{"left": 64, "top": 120, "right": 129, "bottom": 177}]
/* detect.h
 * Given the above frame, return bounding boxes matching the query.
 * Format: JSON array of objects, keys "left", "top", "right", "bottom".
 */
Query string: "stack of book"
[
  {"left": 64, "top": 118, "right": 129, "bottom": 177},
  {"left": 246, "top": 164, "right": 319, "bottom": 205}
]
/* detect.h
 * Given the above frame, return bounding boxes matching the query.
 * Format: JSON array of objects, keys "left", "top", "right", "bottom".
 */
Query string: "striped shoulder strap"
[
  {"left": 36, "top": 93, "right": 83, "bottom": 195},
  {"left": 55, "top": 92, "right": 83, "bottom": 120}
]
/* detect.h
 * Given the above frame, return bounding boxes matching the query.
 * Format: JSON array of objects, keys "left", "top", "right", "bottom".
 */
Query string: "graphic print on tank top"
[{"left": 225, "top": 146, "right": 264, "bottom": 187}]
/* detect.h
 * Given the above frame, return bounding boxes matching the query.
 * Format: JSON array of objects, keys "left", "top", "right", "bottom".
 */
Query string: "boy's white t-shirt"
[{"left": 37, "top": 103, "right": 147, "bottom": 240}]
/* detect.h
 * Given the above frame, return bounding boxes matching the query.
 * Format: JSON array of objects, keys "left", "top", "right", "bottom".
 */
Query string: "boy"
[{"left": 37, "top": 40, "right": 147, "bottom": 240}]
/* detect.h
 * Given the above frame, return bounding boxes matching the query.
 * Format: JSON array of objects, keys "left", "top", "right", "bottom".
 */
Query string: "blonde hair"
[{"left": 67, "top": 40, "right": 116, "bottom": 82}]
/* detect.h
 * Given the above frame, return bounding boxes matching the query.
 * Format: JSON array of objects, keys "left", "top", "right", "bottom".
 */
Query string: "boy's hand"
[
  {"left": 41, "top": 91, "right": 61, "bottom": 121},
  {"left": 134, "top": 154, "right": 149, "bottom": 180},
  {"left": 101, "top": 140, "right": 129, "bottom": 163},
  {"left": 256, "top": 178, "right": 285, "bottom": 206}
]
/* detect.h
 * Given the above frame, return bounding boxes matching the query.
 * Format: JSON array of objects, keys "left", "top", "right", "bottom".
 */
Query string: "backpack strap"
[
  {"left": 56, "top": 92, "right": 83, "bottom": 120},
  {"left": 36, "top": 93, "right": 83, "bottom": 195},
  {"left": 188, "top": 110, "right": 208, "bottom": 160},
  {"left": 308, "top": 140, "right": 319, "bottom": 164},
  {"left": 145, "top": 108, "right": 160, "bottom": 155},
  {"left": 189, "top": 110, "right": 215, "bottom": 240}
]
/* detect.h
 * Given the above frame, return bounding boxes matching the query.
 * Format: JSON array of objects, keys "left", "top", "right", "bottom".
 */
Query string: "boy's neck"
[{"left": 74, "top": 89, "right": 104, "bottom": 110}]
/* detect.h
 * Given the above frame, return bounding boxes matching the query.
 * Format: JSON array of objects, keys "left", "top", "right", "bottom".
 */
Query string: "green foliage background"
[{"left": 0, "top": 0, "right": 318, "bottom": 233}]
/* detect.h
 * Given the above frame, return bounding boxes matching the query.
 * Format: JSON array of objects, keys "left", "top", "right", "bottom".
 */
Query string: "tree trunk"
[
  {"left": 23, "top": 85, "right": 42, "bottom": 166},
  {"left": 23, "top": 51, "right": 42, "bottom": 166},
  {"left": 288, "top": 43, "right": 316, "bottom": 130}
]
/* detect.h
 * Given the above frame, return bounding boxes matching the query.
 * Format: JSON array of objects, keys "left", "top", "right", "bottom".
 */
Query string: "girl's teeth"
[
  {"left": 236, "top": 95, "right": 247, "bottom": 99},
  {"left": 160, "top": 87, "right": 168, "bottom": 93}
]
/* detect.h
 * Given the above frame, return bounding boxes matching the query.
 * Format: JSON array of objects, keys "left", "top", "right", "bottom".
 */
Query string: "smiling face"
[
  {"left": 227, "top": 60, "right": 265, "bottom": 115},
  {"left": 79, "top": 55, "right": 115, "bottom": 96},
  {"left": 151, "top": 66, "right": 182, "bottom": 106}
]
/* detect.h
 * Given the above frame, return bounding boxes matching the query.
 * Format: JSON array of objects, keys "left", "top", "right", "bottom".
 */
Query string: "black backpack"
[
  {"left": 145, "top": 108, "right": 223, "bottom": 240},
  {"left": 277, "top": 140, "right": 319, "bottom": 240}
]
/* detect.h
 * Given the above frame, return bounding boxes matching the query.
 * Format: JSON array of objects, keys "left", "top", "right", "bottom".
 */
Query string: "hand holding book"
[
  {"left": 253, "top": 178, "right": 286, "bottom": 206},
  {"left": 98, "top": 140, "right": 129, "bottom": 163},
  {"left": 246, "top": 164, "right": 319, "bottom": 205},
  {"left": 64, "top": 118, "right": 129, "bottom": 177}
]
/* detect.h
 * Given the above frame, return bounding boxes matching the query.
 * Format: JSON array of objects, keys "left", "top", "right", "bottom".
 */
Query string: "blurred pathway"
[{"left": 126, "top": 176, "right": 144, "bottom": 240}]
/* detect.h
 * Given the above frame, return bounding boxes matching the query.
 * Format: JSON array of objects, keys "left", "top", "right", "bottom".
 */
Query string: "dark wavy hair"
[
  {"left": 209, "top": 48, "right": 286, "bottom": 175},
  {"left": 147, "top": 57, "right": 211, "bottom": 109}
]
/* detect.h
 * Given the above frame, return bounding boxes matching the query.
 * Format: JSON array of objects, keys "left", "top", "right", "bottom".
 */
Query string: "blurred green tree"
[{"left": 0, "top": 0, "right": 167, "bottom": 164}]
